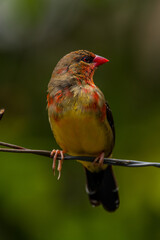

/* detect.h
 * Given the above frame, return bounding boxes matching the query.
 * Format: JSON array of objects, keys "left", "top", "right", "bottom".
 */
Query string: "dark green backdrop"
[{"left": 0, "top": 0, "right": 160, "bottom": 239}]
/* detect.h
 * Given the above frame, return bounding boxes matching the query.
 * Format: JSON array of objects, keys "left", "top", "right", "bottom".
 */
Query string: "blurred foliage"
[{"left": 0, "top": 0, "right": 160, "bottom": 239}]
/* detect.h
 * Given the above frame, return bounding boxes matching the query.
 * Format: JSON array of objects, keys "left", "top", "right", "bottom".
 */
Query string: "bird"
[{"left": 47, "top": 50, "right": 119, "bottom": 212}]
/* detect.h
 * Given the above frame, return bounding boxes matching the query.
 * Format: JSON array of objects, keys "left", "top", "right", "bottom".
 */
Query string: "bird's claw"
[
  {"left": 51, "top": 149, "right": 64, "bottom": 180},
  {"left": 93, "top": 152, "right": 105, "bottom": 166}
]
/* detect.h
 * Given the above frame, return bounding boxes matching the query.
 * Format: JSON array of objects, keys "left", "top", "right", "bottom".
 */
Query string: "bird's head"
[{"left": 51, "top": 50, "right": 109, "bottom": 85}]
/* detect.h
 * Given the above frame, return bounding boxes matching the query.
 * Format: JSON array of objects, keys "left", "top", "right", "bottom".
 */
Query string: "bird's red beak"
[{"left": 93, "top": 55, "right": 109, "bottom": 67}]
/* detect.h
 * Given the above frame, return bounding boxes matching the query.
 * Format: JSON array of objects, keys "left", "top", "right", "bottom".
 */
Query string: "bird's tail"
[{"left": 85, "top": 165, "right": 119, "bottom": 212}]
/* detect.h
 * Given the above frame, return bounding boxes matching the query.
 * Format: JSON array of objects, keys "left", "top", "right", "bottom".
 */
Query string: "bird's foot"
[
  {"left": 50, "top": 149, "right": 65, "bottom": 180},
  {"left": 93, "top": 152, "right": 105, "bottom": 166}
]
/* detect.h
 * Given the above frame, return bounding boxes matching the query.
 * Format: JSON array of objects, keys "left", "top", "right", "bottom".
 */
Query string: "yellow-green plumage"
[{"left": 48, "top": 86, "right": 114, "bottom": 171}]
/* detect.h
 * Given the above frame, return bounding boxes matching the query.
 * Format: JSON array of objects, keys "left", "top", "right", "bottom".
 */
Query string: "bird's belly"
[{"left": 49, "top": 112, "right": 112, "bottom": 157}]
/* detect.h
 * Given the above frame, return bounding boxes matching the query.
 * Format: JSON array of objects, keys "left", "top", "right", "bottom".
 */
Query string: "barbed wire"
[{"left": 0, "top": 141, "right": 160, "bottom": 168}]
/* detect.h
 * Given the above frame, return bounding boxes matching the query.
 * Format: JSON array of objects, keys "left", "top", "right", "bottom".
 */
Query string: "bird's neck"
[
  {"left": 68, "top": 63, "right": 96, "bottom": 86},
  {"left": 48, "top": 67, "right": 96, "bottom": 97}
]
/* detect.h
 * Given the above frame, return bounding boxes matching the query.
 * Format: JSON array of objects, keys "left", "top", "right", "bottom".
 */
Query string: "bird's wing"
[{"left": 105, "top": 101, "right": 115, "bottom": 144}]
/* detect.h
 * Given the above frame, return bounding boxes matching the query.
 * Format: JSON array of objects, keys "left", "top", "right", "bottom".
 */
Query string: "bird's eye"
[{"left": 81, "top": 56, "right": 94, "bottom": 63}]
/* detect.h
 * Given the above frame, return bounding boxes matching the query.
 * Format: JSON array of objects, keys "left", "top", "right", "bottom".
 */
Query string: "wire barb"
[{"left": 0, "top": 109, "right": 5, "bottom": 120}]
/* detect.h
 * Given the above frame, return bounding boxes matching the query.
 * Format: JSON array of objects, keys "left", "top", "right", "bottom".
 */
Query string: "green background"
[{"left": 0, "top": 0, "right": 160, "bottom": 239}]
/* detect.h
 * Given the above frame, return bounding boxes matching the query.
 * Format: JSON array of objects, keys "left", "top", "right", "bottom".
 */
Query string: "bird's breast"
[{"left": 47, "top": 85, "right": 114, "bottom": 158}]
